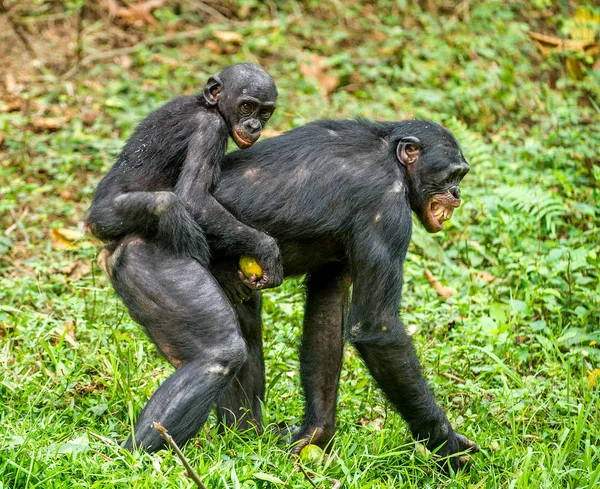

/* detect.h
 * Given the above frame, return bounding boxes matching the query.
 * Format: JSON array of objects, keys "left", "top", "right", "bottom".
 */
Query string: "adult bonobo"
[
  {"left": 101, "top": 119, "right": 477, "bottom": 472},
  {"left": 86, "top": 63, "right": 281, "bottom": 289}
]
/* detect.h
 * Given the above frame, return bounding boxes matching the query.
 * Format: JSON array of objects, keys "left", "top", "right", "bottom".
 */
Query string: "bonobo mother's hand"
[{"left": 239, "top": 236, "right": 283, "bottom": 290}]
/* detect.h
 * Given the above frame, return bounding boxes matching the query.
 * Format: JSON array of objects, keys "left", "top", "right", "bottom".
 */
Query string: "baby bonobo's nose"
[{"left": 247, "top": 119, "right": 261, "bottom": 132}]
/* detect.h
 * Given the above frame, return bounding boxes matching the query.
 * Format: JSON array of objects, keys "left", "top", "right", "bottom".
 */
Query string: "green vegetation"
[{"left": 0, "top": 1, "right": 599, "bottom": 487}]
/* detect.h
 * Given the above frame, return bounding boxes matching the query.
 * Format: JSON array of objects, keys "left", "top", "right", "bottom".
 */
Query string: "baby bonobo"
[{"left": 85, "top": 63, "right": 282, "bottom": 289}]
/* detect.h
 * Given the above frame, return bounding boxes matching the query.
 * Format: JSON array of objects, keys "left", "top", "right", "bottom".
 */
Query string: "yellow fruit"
[
  {"left": 299, "top": 444, "right": 323, "bottom": 463},
  {"left": 239, "top": 256, "right": 263, "bottom": 279}
]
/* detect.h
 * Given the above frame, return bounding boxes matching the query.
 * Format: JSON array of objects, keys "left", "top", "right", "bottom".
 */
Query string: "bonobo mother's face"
[
  {"left": 395, "top": 122, "right": 470, "bottom": 233},
  {"left": 203, "top": 63, "right": 278, "bottom": 149}
]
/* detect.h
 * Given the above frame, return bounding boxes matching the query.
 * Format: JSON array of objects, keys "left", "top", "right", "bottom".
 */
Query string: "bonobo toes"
[
  {"left": 242, "top": 237, "right": 283, "bottom": 290},
  {"left": 290, "top": 425, "right": 334, "bottom": 454},
  {"left": 427, "top": 426, "right": 479, "bottom": 473}
]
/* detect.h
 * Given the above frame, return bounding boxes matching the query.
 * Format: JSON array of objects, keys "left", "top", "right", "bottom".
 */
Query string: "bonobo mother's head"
[
  {"left": 202, "top": 63, "right": 278, "bottom": 149},
  {"left": 394, "top": 121, "right": 470, "bottom": 233}
]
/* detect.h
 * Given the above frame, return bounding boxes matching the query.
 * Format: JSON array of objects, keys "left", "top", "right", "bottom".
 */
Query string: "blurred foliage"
[{"left": 0, "top": 0, "right": 599, "bottom": 488}]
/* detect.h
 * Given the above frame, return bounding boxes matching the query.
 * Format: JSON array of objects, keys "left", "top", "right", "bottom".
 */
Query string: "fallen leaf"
[
  {"left": 528, "top": 31, "right": 598, "bottom": 56},
  {"left": 213, "top": 31, "right": 244, "bottom": 43},
  {"left": 61, "top": 259, "right": 91, "bottom": 281},
  {"left": 5, "top": 73, "right": 18, "bottom": 93},
  {"left": 472, "top": 270, "right": 497, "bottom": 283},
  {"left": 50, "top": 228, "right": 85, "bottom": 249},
  {"left": 0, "top": 131, "right": 4, "bottom": 146},
  {"left": 52, "top": 321, "right": 77, "bottom": 347},
  {"left": 424, "top": 269, "right": 456, "bottom": 299},
  {"left": 0, "top": 96, "right": 24, "bottom": 113},
  {"left": 32, "top": 117, "right": 66, "bottom": 132},
  {"left": 204, "top": 40, "right": 222, "bottom": 54},
  {"left": 102, "top": 0, "right": 164, "bottom": 26},
  {"left": 299, "top": 54, "right": 339, "bottom": 95},
  {"left": 358, "top": 417, "right": 385, "bottom": 430},
  {"left": 74, "top": 381, "right": 102, "bottom": 395}
]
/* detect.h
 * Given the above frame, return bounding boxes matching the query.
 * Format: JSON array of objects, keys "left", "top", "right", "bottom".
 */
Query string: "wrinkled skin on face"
[
  {"left": 395, "top": 123, "right": 470, "bottom": 233},
  {"left": 203, "top": 63, "right": 277, "bottom": 149}
]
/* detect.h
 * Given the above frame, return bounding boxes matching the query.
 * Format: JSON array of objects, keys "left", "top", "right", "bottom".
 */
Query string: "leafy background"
[{"left": 0, "top": 1, "right": 599, "bottom": 488}]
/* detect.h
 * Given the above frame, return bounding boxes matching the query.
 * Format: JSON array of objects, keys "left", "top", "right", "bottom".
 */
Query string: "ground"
[{"left": 0, "top": 1, "right": 599, "bottom": 488}]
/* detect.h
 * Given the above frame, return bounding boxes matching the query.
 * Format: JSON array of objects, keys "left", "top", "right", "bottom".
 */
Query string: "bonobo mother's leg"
[
  {"left": 292, "top": 262, "right": 350, "bottom": 452},
  {"left": 216, "top": 291, "right": 265, "bottom": 431},
  {"left": 347, "top": 227, "right": 477, "bottom": 472},
  {"left": 352, "top": 333, "right": 478, "bottom": 471},
  {"left": 107, "top": 237, "right": 247, "bottom": 452}
]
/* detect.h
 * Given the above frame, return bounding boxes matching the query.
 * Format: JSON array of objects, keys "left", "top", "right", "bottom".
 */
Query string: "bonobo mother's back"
[{"left": 215, "top": 119, "right": 404, "bottom": 241}]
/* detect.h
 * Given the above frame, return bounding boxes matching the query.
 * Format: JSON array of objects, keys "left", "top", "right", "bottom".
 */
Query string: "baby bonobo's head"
[{"left": 202, "top": 63, "right": 278, "bottom": 149}]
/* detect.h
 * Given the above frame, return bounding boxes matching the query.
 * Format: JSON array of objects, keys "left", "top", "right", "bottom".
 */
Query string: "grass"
[{"left": 0, "top": 1, "right": 599, "bottom": 487}]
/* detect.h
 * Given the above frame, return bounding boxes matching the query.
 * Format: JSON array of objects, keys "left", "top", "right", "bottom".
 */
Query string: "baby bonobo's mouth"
[
  {"left": 423, "top": 193, "right": 461, "bottom": 233},
  {"left": 233, "top": 130, "right": 256, "bottom": 149}
]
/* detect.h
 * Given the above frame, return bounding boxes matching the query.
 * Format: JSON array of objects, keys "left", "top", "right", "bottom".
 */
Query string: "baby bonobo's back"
[{"left": 85, "top": 63, "right": 282, "bottom": 288}]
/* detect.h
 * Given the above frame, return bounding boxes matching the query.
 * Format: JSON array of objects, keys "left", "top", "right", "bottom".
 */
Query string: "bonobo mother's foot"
[{"left": 427, "top": 424, "right": 479, "bottom": 473}]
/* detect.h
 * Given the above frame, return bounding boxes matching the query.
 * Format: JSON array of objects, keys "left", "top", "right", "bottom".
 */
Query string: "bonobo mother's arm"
[
  {"left": 347, "top": 210, "right": 473, "bottom": 471},
  {"left": 176, "top": 125, "right": 283, "bottom": 288}
]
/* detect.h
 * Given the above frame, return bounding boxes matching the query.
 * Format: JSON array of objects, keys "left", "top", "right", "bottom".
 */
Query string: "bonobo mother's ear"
[
  {"left": 203, "top": 75, "right": 223, "bottom": 106},
  {"left": 396, "top": 136, "right": 422, "bottom": 167}
]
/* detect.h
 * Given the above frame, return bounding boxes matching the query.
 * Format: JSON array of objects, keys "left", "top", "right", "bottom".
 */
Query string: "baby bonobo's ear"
[{"left": 203, "top": 75, "right": 223, "bottom": 106}]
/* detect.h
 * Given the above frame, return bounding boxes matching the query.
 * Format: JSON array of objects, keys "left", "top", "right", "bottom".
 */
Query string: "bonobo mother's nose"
[{"left": 450, "top": 186, "right": 461, "bottom": 200}]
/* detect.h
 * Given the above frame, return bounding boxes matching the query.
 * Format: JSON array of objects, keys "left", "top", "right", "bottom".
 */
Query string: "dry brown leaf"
[
  {"left": 61, "top": 259, "right": 91, "bottom": 281},
  {"left": 74, "top": 381, "right": 102, "bottom": 395},
  {"left": 0, "top": 96, "right": 25, "bottom": 113},
  {"left": 528, "top": 31, "right": 598, "bottom": 56},
  {"left": 299, "top": 54, "right": 339, "bottom": 95},
  {"left": 213, "top": 31, "right": 244, "bottom": 44},
  {"left": 150, "top": 53, "right": 179, "bottom": 68},
  {"left": 32, "top": 117, "right": 66, "bottom": 132},
  {"left": 50, "top": 228, "right": 85, "bottom": 250},
  {"left": 472, "top": 270, "right": 497, "bottom": 283},
  {"left": 424, "top": 269, "right": 455, "bottom": 299},
  {"left": 52, "top": 321, "right": 77, "bottom": 348},
  {"left": 358, "top": 417, "right": 385, "bottom": 430},
  {"left": 103, "top": 0, "right": 164, "bottom": 26},
  {"left": 204, "top": 40, "right": 222, "bottom": 54},
  {"left": 0, "top": 131, "right": 4, "bottom": 146}
]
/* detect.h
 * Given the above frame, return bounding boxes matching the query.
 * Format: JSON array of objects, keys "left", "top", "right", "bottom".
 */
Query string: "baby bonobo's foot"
[{"left": 237, "top": 269, "right": 271, "bottom": 290}]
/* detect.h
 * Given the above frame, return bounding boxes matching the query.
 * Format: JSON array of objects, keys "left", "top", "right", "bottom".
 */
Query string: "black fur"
[
  {"left": 85, "top": 63, "right": 282, "bottom": 286},
  {"left": 100, "top": 119, "right": 477, "bottom": 472}
]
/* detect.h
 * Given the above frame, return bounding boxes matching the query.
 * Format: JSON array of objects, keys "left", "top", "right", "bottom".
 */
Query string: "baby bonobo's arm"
[{"left": 175, "top": 118, "right": 283, "bottom": 290}]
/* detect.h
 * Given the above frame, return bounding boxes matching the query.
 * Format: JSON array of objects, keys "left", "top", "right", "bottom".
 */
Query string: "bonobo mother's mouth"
[
  {"left": 422, "top": 194, "right": 461, "bottom": 233},
  {"left": 233, "top": 130, "right": 257, "bottom": 149}
]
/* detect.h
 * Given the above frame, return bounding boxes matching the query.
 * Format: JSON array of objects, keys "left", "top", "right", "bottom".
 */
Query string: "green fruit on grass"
[
  {"left": 299, "top": 444, "right": 323, "bottom": 463},
  {"left": 239, "top": 256, "right": 263, "bottom": 279}
]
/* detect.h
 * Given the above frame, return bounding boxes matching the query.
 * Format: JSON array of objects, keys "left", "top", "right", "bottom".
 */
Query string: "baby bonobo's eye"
[
  {"left": 259, "top": 107, "right": 274, "bottom": 121},
  {"left": 240, "top": 102, "right": 254, "bottom": 114}
]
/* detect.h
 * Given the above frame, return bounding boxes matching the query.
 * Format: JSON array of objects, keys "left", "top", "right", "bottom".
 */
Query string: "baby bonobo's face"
[
  {"left": 205, "top": 63, "right": 278, "bottom": 149},
  {"left": 226, "top": 86, "right": 276, "bottom": 149}
]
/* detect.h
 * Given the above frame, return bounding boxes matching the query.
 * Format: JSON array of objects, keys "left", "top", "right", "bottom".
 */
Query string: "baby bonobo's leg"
[{"left": 107, "top": 236, "right": 246, "bottom": 452}]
